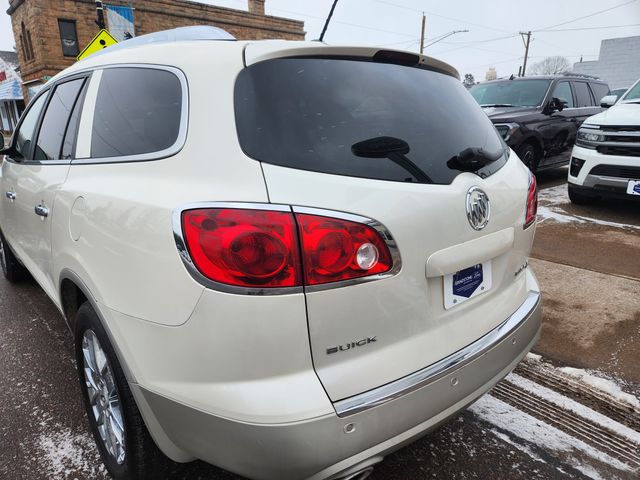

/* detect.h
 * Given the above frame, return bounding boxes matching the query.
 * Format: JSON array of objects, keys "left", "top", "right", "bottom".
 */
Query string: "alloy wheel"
[{"left": 82, "top": 329, "right": 126, "bottom": 464}]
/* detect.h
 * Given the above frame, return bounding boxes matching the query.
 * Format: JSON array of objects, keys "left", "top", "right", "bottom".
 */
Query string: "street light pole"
[{"left": 423, "top": 29, "right": 469, "bottom": 49}]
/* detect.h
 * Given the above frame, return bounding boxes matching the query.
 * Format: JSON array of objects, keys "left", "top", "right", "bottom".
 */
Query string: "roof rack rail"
[
  {"left": 562, "top": 72, "right": 600, "bottom": 80},
  {"left": 84, "top": 26, "right": 236, "bottom": 60}
]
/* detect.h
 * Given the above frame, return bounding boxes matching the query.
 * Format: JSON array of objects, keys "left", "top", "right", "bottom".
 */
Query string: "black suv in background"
[{"left": 469, "top": 75, "right": 610, "bottom": 172}]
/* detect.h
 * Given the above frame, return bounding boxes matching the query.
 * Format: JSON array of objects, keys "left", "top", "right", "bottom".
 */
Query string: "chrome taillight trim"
[
  {"left": 172, "top": 202, "right": 402, "bottom": 296},
  {"left": 333, "top": 290, "right": 542, "bottom": 417},
  {"left": 172, "top": 202, "right": 302, "bottom": 296}
]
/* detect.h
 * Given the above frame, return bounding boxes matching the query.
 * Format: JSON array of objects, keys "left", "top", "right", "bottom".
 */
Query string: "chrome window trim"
[
  {"left": 69, "top": 63, "right": 189, "bottom": 165},
  {"left": 172, "top": 202, "right": 402, "bottom": 296},
  {"left": 333, "top": 290, "right": 541, "bottom": 417}
]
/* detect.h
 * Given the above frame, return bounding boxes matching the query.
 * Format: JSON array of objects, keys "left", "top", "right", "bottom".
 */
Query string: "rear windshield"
[{"left": 234, "top": 57, "right": 507, "bottom": 185}]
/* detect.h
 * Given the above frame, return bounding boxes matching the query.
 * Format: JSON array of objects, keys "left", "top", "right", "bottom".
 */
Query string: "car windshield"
[
  {"left": 620, "top": 80, "right": 640, "bottom": 102},
  {"left": 235, "top": 57, "right": 507, "bottom": 185},
  {"left": 469, "top": 79, "right": 551, "bottom": 107}
]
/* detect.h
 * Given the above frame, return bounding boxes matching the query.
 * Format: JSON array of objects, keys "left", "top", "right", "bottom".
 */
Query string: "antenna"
[{"left": 319, "top": 0, "right": 339, "bottom": 42}]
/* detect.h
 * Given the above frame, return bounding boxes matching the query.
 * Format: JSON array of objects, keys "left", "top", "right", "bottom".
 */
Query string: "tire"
[
  {"left": 0, "top": 232, "right": 28, "bottom": 282},
  {"left": 568, "top": 184, "right": 597, "bottom": 205},
  {"left": 516, "top": 143, "right": 538, "bottom": 173},
  {"left": 74, "top": 302, "right": 171, "bottom": 479}
]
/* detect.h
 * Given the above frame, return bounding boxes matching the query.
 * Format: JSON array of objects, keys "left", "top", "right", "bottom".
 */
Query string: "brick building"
[
  {"left": 7, "top": 0, "right": 305, "bottom": 100},
  {"left": 573, "top": 35, "right": 640, "bottom": 91}
]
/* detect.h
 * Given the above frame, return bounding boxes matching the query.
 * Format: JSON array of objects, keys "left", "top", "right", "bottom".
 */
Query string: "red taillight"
[
  {"left": 524, "top": 174, "right": 538, "bottom": 229},
  {"left": 296, "top": 213, "right": 393, "bottom": 286},
  {"left": 182, "top": 208, "right": 301, "bottom": 288},
  {"left": 180, "top": 208, "right": 395, "bottom": 289}
]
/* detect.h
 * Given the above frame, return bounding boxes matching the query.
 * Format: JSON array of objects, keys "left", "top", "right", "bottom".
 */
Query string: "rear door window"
[
  {"left": 235, "top": 57, "right": 507, "bottom": 185},
  {"left": 90, "top": 68, "right": 183, "bottom": 158},
  {"left": 34, "top": 78, "right": 86, "bottom": 161},
  {"left": 573, "top": 82, "right": 594, "bottom": 107},
  {"left": 552, "top": 81, "right": 574, "bottom": 108}
]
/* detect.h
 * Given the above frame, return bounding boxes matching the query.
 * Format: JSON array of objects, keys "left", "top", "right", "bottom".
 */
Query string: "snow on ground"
[
  {"left": 470, "top": 395, "right": 634, "bottom": 479},
  {"left": 558, "top": 367, "right": 640, "bottom": 410},
  {"left": 506, "top": 372, "right": 640, "bottom": 444},
  {"left": 537, "top": 185, "right": 640, "bottom": 230},
  {"left": 35, "top": 424, "right": 107, "bottom": 479}
]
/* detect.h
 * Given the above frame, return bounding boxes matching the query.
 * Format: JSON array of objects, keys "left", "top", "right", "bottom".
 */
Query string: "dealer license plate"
[
  {"left": 626, "top": 180, "right": 640, "bottom": 196},
  {"left": 443, "top": 261, "right": 492, "bottom": 310}
]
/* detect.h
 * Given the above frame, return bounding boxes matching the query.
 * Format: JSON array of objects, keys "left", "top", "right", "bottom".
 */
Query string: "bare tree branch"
[{"left": 528, "top": 56, "right": 571, "bottom": 75}]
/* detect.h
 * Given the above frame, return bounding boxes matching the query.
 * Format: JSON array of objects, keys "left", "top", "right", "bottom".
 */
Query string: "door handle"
[
  {"left": 5, "top": 191, "right": 16, "bottom": 201},
  {"left": 34, "top": 204, "right": 49, "bottom": 218}
]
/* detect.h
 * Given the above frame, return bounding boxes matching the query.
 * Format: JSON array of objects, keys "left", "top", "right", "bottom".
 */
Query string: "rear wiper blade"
[
  {"left": 447, "top": 147, "right": 503, "bottom": 173},
  {"left": 351, "top": 136, "right": 433, "bottom": 184},
  {"left": 480, "top": 103, "right": 516, "bottom": 108}
]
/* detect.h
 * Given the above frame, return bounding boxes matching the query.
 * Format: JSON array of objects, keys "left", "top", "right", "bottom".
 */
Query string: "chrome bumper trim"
[
  {"left": 583, "top": 174, "right": 631, "bottom": 189},
  {"left": 333, "top": 291, "right": 541, "bottom": 417}
]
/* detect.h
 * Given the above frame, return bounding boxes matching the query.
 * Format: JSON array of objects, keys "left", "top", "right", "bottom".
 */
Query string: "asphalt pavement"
[{"left": 1, "top": 169, "right": 639, "bottom": 480}]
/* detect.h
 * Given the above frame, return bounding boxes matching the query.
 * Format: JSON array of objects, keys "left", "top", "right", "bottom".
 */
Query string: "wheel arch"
[
  {"left": 58, "top": 268, "right": 136, "bottom": 384},
  {"left": 519, "top": 134, "right": 544, "bottom": 159}
]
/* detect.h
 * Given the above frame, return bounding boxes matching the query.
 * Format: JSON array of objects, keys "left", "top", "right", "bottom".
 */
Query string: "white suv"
[
  {"left": 569, "top": 78, "right": 640, "bottom": 203},
  {"left": 0, "top": 28, "right": 541, "bottom": 480}
]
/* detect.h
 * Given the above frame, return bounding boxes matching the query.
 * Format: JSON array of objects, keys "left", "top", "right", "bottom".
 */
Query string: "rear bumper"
[{"left": 131, "top": 287, "right": 542, "bottom": 480}]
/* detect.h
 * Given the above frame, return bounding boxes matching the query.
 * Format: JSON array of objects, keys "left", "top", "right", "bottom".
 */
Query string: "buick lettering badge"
[{"left": 466, "top": 187, "right": 490, "bottom": 231}]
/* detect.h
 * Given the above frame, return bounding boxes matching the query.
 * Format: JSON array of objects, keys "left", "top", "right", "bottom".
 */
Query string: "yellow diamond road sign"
[{"left": 77, "top": 29, "right": 118, "bottom": 61}]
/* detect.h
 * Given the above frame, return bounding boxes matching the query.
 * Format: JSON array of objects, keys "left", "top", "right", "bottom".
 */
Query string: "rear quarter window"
[
  {"left": 235, "top": 57, "right": 507, "bottom": 185},
  {"left": 90, "top": 67, "right": 183, "bottom": 159}
]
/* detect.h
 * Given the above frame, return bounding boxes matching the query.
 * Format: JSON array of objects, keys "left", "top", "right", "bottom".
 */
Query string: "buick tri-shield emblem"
[{"left": 466, "top": 187, "right": 490, "bottom": 230}]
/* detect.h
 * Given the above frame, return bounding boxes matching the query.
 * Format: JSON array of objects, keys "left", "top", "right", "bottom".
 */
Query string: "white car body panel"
[{"left": 262, "top": 153, "right": 534, "bottom": 400}]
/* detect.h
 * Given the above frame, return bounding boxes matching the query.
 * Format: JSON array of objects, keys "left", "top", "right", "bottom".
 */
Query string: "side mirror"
[
  {"left": 548, "top": 97, "right": 567, "bottom": 113},
  {"left": 600, "top": 95, "right": 618, "bottom": 108}
]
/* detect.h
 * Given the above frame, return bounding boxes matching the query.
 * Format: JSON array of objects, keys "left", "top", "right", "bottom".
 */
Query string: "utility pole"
[
  {"left": 520, "top": 31, "right": 531, "bottom": 77},
  {"left": 419, "top": 13, "right": 426, "bottom": 54},
  {"left": 95, "top": 0, "right": 106, "bottom": 30}
]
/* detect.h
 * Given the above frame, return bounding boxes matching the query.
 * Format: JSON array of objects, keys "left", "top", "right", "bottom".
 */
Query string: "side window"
[
  {"left": 552, "top": 81, "right": 574, "bottom": 108},
  {"left": 33, "top": 78, "right": 86, "bottom": 161},
  {"left": 61, "top": 81, "right": 88, "bottom": 160},
  {"left": 91, "top": 68, "right": 183, "bottom": 158},
  {"left": 590, "top": 83, "right": 610, "bottom": 105},
  {"left": 13, "top": 92, "right": 49, "bottom": 160},
  {"left": 573, "top": 82, "right": 594, "bottom": 107}
]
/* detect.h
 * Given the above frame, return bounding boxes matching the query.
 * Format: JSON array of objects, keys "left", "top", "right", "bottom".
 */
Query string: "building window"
[
  {"left": 58, "top": 20, "right": 79, "bottom": 57},
  {"left": 21, "top": 22, "right": 34, "bottom": 61}
]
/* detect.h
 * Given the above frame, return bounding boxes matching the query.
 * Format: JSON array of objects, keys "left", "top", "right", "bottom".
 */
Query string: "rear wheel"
[
  {"left": 0, "top": 233, "right": 28, "bottom": 282},
  {"left": 516, "top": 143, "right": 538, "bottom": 173},
  {"left": 75, "top": 302, "right": 171, "bottom": 479},
  {"left": 568, "top": 184, "right": 597, "bottom": 205}
]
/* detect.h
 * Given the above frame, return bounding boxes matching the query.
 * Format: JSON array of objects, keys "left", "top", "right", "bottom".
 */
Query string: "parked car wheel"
[
  {"left": 516, "top": 143, "right": 538, "bottom": 172},
  {"left": 568, "top": 184, "right": 597, "bottom": 205},
  {"left": 75, "top": 302, "right": 170, "bottom": 480},
  {"left": 0, "top": 233, "right": 28, "bottom": 282}
]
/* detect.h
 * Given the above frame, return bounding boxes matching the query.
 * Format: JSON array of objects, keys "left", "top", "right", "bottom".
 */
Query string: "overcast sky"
[{"left": 1, "top": 0, "right": 639, "bottom": 81}]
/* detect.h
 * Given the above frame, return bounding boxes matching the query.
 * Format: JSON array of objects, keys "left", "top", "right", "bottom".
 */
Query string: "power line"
[
  {"left": 534, "top": 0, "right": 639, "bottom": 31},
  {"left": 542, "top": 23, "right": 640, "bottom": 32},
  {"left": 374, "top": 0, "right": 514, "bottom": 34},
  {"left": 268, "top": 5, "right": 419, "bottom": 38}
]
